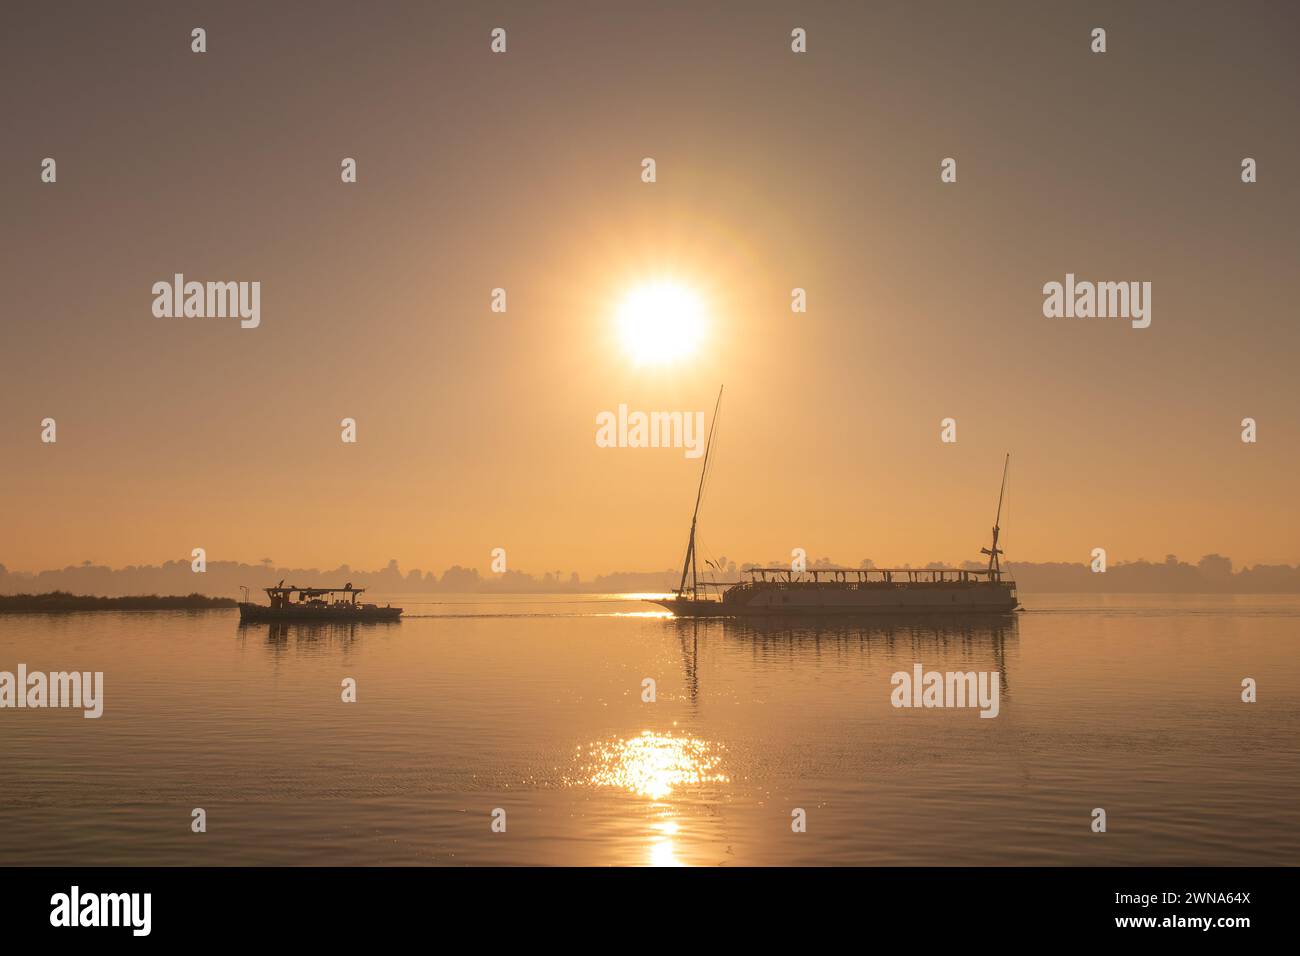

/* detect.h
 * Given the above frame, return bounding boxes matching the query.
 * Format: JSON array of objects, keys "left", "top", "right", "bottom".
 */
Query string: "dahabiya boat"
[{"left": 645, "top": 388, "right": 1021, "bottom": 618}]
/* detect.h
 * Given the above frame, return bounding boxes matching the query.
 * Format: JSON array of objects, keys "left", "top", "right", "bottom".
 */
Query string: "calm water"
[{"left": 1, "top": 593, "right": 1297, "bottom": 866}]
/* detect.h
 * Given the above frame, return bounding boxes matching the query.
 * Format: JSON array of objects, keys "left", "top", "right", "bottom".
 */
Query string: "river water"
[{"left": 1, "top": 593, "right": 1295, "bottom": 865}]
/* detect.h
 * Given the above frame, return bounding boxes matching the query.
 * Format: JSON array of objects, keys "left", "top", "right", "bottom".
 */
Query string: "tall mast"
[
  {"left": 981, "top": 453, "right": 1010, "bottom": 580},
  {"left": 678, "top": 386, "right": 723, "bottom": 599}
]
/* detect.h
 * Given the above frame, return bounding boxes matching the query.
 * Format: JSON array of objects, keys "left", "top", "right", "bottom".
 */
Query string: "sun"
[{"left": 615, "top": 280, "right": 706, "bottom": 365}]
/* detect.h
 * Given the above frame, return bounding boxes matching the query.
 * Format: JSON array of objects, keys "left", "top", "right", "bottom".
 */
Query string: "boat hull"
[
  {"left": 238, "top": 602, "right": 402, "bottom": 623},
  {"left": 648, "top": 583, "right": 1019, "bottom": 618}
]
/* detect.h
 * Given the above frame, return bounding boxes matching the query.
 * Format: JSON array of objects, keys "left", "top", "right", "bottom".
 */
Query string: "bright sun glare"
[{"left": 616, "top": 281, "right": 706, "bottom": 366}]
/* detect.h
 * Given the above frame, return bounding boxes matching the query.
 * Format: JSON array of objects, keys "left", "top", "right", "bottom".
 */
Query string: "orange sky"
[{"left": 3, "top": 1, "right": 1298, "bottom": 575}]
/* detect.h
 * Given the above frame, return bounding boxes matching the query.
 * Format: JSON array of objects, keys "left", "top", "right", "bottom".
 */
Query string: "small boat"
[
  {"left": 646, "top": 388, "right": 1021, "bottom": 618},
  {"left": 238, "top": 582, "right": 402, "bottom": 622}
]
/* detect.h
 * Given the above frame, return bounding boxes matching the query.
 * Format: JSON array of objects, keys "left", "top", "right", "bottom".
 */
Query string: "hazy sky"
[{"left": 3, "top": 1, "right": 1298, "bottom": 576}]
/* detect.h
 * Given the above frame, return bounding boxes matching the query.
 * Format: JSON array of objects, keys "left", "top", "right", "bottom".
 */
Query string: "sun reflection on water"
[
  {"left": 577, "top": 731, "right": 729, "bottom": 800},
  {"left": 604, "top": 594, "right": 674, "bottom": 619},
  {"left": 568, "top": 731, "right": 728, "bottom": 865},
  {"left": 649, "top": 818, "right": 683, "bottom": 867}
]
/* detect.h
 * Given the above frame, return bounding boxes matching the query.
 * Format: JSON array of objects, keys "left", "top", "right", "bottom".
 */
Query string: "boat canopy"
[{"left": 262, "top": 582, "right": 365, "bottom": 599}]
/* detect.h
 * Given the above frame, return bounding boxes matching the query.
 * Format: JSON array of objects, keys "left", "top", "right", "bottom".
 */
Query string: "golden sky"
[{"left": 3, "top": 1, "right": 1298, "bottom": 575}]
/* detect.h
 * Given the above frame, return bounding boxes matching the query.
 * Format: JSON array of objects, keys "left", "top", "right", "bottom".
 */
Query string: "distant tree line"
[{"left": 2, "top": 553, "right": 1298, "bottom": 597}]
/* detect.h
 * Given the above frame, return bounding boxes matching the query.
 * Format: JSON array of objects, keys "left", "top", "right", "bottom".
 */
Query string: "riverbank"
[{"left": 0, "top": 592, "right": 236, "bottom": 613}]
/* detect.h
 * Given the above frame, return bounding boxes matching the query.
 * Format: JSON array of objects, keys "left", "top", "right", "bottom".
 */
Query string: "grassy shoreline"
[{"left": 0, "top": 591, "right": 237, "bottom": 612}]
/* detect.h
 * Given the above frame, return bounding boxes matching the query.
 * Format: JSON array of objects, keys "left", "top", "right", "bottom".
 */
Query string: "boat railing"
[{"left": 740, "top": 568, "right": 1016, "bottom": 587}]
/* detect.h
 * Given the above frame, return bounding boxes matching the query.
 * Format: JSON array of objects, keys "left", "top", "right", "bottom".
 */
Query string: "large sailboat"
[{"left": 647, "top": 388, "right": 1020, "bottom": 618}]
